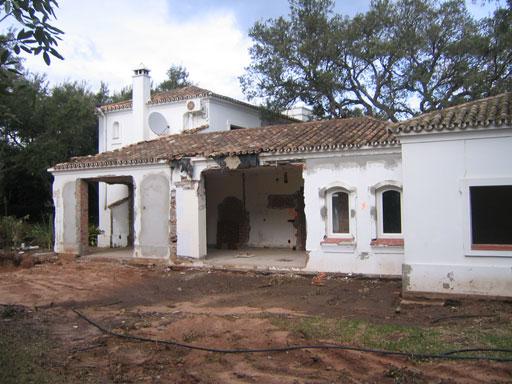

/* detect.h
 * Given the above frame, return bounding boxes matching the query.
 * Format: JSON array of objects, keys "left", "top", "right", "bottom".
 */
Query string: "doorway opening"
[{"left": 203, "top": 165, "right": 307, "bottom": 269}]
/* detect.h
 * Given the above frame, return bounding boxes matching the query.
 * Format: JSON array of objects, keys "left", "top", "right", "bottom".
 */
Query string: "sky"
[{"left": 5, "top": 0, "right": 504, "bottom": 102}]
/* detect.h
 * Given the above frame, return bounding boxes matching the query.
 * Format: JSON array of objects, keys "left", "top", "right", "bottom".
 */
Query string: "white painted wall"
[
  {"left": 206, "top": 98, "right": 262, "bottom": 132},
  {"left": 147, "top": 102, "right": 208, "bottom": 138},
  {"left": 303, "top": 151, "right": 403, "bottom": 276},
  {"left": 401, "top": 128, "right": 512, "bottom": 297},
  {"left": 111, "top": 200, "right": 129, "bottom": 247},
  {"left": 98, "top": 110, "right": 134, "bottom": 153},
  {"left": 175, "top": 176, "right": 207, "bottom": 259},
  {"left": 52, "top": 164, "right": 172, "bottom": 259},
  {"left": 204, "top": 166, "right": 303, "bottom": 249}
]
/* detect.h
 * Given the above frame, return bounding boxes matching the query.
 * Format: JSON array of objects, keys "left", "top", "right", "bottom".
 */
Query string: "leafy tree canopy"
[
  {"left": 0, "top": 0, "right": 64, "bottom": 71},
  {"left": 155, "top": 64, "right": 192, "bottom": 92},
  {"left": 0, "top": 66, "right": 100, "bottom": 219},
  {"left": 240, "top": 0, "right": 512, "bottom": 121}
]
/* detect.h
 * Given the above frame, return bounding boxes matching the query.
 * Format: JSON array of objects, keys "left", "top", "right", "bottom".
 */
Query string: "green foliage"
[
  {"left": 241, "top": 0, "right": 512, "bottom": 121},
  {"left": 269, "top": 314, "right": 512, "bottom": 357},
  {"left": 155, "top": 64, "right": 192, "bottom": 92},
  {"left": 110, "top": 84, "right": 132, "bottom": 103},
  {"left": 0, "top": 67, "right": 100, "bottom": 219},
  {"left": 0, "top": 215, "right": 27, "bottom": 248},
  {"left": 0, "top": 305, "right": 67, "bottom": 383},
  {"left": 0, "top": 214, "right": 53, "bottom": 249},
  {"left": 28, "top": 214, "right": 53, "bottom": 249},
  {"left": 88, "top": 224, "right": 103, "bottom": 246},
  {"left": 0, "top": 0, "right": 64, "bottom": 71}
]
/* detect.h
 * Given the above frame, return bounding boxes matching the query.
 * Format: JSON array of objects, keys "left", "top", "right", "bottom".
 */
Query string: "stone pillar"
[
  {"left": 52, "top": 176, "right": 85, "bottom": 255},
  {"left": 133, "top": 173, "right": 171, "bottom": 259}
]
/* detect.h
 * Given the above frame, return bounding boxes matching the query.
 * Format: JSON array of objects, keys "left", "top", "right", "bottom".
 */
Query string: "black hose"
[{"left": 72, "top": 309, "right": 512, "bottom": 362}]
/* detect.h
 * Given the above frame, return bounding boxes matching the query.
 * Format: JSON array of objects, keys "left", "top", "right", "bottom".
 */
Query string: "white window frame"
[
  {"left": 462, "top": 177, "right": 512, "bottom": 258},
  {"left": 112, "top": 121, "right": 121, "bottom": 141},
  {"left": 325, "top": 186, "right": 356, "bottom": 240},
  {"left": 376, "top": 186, "right": 403, "bottom": 239}
]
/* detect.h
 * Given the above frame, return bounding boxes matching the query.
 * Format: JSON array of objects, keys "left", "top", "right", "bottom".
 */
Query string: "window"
[
  {"left": 112, "top": 122, "right": 120, "bottom": 140},
  {"left": 470, "top": 185, "right": 512, "bottom": 247},
  {"left": 379, "top": 189, "right": 402, "bottom": 235},
  {"left": 332, "top": 191, "right": 349, "bottom": 234},
  {"left": 326, "top": 188, "right": 353, "bottom": 239},
  {"left": 373, "top": 185, "right": 403, "bottom": 246},
  {"left": 230, "top": 124, "right": 244, "bottom": 130}
]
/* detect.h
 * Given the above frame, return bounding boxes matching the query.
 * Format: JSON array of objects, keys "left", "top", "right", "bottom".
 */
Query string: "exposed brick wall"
[
  {"left": 169, "top": 189, "right": 177, "bottom": 260},
  {"left": 77, "top": 179, "right": 89, "bottom": 255}
]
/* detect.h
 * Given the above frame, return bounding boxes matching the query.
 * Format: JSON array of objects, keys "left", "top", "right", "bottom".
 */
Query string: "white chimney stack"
[{"left": 132, "top": 63, "right": 151, "bottom": 141}]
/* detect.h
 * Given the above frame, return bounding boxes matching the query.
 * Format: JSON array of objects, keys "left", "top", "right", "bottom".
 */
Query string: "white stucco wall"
[
  {"left": 206, "top": 98, "right": 262, "bottom": 132},
  {"left": 111, "top": 200, "right": 129, "bottom": 247},
  {"left": 401, "top": 128, "right": 512, "bottom": 297},
  {"left": 51, "top": 164, "right": 172, "bottom": 259},
  {"left": 175, "top": 175, "right": 207, "bottom": 259},
  {"left": 302, "top": 150, "right": 404, "bottom": 276},
  {"left": 98, "top": 110, "right": 134, "bottom": 153},
  {"left": 146, "top": 101, "right": 208, "bottom": 138}
]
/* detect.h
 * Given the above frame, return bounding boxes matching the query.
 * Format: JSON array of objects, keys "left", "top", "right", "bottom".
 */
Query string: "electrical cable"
[{"left": 72, "top": 309, "right": 512, "bottom": 362}]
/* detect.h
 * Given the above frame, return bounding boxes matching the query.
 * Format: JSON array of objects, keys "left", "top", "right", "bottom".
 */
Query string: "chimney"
[{"left": 132, "top": 63, "right": 151, "bottom": 142}]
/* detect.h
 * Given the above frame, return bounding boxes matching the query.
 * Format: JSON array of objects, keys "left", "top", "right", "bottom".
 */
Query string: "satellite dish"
[{"left": 148, "top": 112, "right": 169, "bottom": 136}]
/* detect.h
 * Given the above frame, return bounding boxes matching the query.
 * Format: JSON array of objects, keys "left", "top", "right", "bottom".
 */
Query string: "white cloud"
[{"left": 18, "top": 0, "right": 252, "bottom": 100}]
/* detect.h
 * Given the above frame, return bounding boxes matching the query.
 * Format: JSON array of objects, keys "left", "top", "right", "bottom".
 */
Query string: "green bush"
[
  {"left": 88, "top": 224, "right": 103, "bottom": 247},
  {"left": 28, "top": 214, "right": 54, "bottom": 250},
  {"left": 0, "top": 216, "right": 28, "bottom": 249}
]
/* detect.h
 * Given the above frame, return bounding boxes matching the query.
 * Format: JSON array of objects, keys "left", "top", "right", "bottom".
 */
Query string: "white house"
[
  {"left": 94, "top": 65, "right": 294, "bottom": 249},
  {"left": 49, "top": 67, "right": 512, "bottom": 298}
]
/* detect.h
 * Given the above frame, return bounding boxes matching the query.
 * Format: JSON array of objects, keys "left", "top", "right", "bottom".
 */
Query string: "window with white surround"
[
  {"left": 470, "top": 185, "right": 512, "bottom": 249},
  {"left": 326, "top": 187, "right": 355, "bottom": 239},
  {"left": 112, "top": 121, "right": 120, "bottom": 140},
  {"left": 376, "top": 187, "right": 403, "bottom": 238},
  {"left": 462, "top": 178, "right": 512, "bottom": 257}
]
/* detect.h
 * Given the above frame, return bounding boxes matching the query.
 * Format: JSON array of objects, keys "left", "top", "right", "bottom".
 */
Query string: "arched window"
[
  {"left": 112, "top": 122, "right": 120, "bottom": 140},
  {"left": 326, "top": 187, "right": 354, "bottom": 238},
  {"left": 376, "top": 187, "right": 402, "bottom": 237}
]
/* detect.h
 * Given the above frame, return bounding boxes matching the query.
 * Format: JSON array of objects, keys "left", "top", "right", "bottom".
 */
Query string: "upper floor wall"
[{"left": 98, "top": 66, "right": 292, "bottom": 153}]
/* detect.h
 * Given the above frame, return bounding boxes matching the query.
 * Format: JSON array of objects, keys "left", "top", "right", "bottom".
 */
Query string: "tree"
[
  {"left": 0, "top": 69, "right": 98, "bottom": 219},
  {"left": 241, "top": 0, "right": 512, "bottom": 121},
  {"left": 156, "top": 64, "right": 192, "bottom": 92},
  {"left": 0, "top": 0, "right": 64, "bottom": 71}
]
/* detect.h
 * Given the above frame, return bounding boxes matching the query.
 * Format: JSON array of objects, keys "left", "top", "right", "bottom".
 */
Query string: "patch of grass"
[
  {"left": 0, "top": 306, "right": 67, "bottom": 384},
  {"left": 268, "top": 314, "right": 512, "bottom": 358}
]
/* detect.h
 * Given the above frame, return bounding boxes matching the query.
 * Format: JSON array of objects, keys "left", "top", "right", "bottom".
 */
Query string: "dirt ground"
[{"left": 0, "top": 255, "right": 511, "bottom": 383}]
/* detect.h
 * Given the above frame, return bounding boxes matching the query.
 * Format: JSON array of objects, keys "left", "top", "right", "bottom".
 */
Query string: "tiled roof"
[
  {"left": 149, "top": 85, "right": 212, "bottom": 105},
  {"left": 100, "top": 99, "right": 132, "bottom": 112},
  {"left": 99, "top": 86, "right": 295, "bottom": 120},
  {"left": 99, "top": 86, "right": 208, "bottom": 112},
  {"left": 393, "top": 92, "right": 512, "bottom": 134},
  {"left": 53, "top": 117, "right": 397, "bottom": 170}
]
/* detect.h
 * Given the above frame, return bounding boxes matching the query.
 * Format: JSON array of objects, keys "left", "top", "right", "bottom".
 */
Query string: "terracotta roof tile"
[
  {"left": 53, "top": 117, "right": 396, "bottom": 170},
  {"left": 99, "top": 86, "right": 296, "bottom": 123},
  {"left": 393, "top": 92, "right": 512, "bottom": 134}
]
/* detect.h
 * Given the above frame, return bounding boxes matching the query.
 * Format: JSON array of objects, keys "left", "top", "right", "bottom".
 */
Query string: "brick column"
[{"left": 77, "top": 179, "right": 89, "bottom": 256}]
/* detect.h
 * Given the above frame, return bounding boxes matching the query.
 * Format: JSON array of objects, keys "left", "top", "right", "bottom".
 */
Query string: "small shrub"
[
  {"left": 0, "top": 216, "right": 28, "bottom": 249},
  {"left": 28, "top": 215, "right": 54, "bottom": 250},
  {"left": 88, "top": 224, "right": 104, "bottom": 246}
]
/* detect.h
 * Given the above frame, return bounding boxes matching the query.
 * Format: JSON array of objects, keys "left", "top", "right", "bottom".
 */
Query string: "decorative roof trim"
[
  {"left": 392, "top": 92, "right": 512, "bottom": 135},
  {"left": 52, "top": 140, "right": 399, "bottom": 171}
]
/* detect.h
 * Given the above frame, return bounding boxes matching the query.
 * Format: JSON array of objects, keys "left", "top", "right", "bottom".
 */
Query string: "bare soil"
[{"left": 0, "top": 255, "right": 511, "bottom": 383}]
